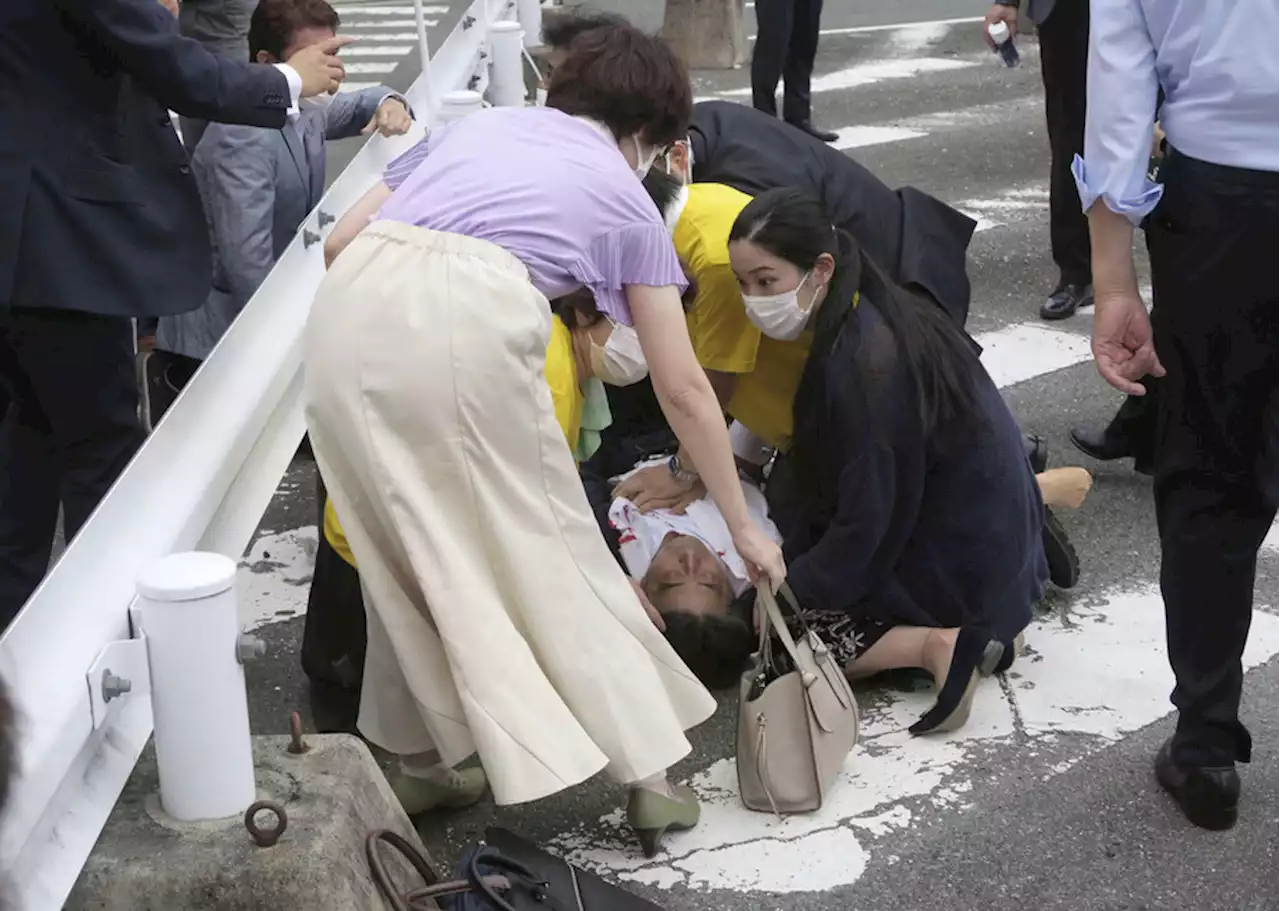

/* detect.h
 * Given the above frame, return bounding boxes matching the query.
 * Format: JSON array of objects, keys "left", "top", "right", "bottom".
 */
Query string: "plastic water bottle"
[{"left": 988, "top": 21, "right": 1021, "bottom": 68}]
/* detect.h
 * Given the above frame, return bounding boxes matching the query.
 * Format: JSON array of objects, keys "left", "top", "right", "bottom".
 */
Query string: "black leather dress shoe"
[
  {"left": 1042, "top": 507, "right": 1079, "bottom": 589},
  {"left": 1023, "top": 432, "right": 1049, "bottom": 474},
  {"left": 787, "top": 120, "right": 839, "bottom": 143},
  {"left": 1039, "top": 282, "right": 1094, "bottom": 321},
  {"left": 1070, "top": 427, "right": 1154, "bottom": 476},
  {"left": 1155, "top": 739, "right": 1240, "bottom": 830}
]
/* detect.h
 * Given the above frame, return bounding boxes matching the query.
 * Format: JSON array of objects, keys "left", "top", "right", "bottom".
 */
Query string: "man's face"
[
  {"left": 641, "top": 534, "right": 734, "bottom": 618},
  {"left": 256, "top": 25, "right": 337, "bottom": 64}
]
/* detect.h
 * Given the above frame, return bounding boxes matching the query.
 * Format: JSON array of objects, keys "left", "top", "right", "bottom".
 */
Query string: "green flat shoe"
[{"left": 391, "top": 765, "right": 488, "bottom": 816}]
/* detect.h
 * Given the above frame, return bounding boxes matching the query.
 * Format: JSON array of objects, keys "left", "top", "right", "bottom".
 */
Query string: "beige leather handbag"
[{"left": 736, "top": 583, "right": 859, "bottom": 815}]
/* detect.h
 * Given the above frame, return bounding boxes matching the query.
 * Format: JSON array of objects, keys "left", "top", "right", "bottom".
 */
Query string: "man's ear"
[{"left": 255, "top": 50, "right": 276, "bottom": 65}]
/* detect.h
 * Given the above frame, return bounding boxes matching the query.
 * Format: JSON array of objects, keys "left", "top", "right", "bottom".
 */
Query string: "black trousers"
[
  {"left": 0, "top": 309, "right": 144, "bottom": 625},
  {"left": 301, "top": 469, "right": 368, "bottom": 692},
  {"left": 1037, "top": 0, "right": 1091, "bottom": 287},
  {"left": 1148, "top": 150, "right": 1278, "bottom": 768},
  {"left": 751, "top": 0, "right": 824, "bottom": 124},
  {"left": 1102, "top": 376, "right": 1159, "bottom": 471}
]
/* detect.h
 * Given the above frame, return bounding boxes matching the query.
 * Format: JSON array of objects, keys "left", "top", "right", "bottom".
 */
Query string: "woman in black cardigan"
[{"left": 728, "top": 188, "right": 1048, "bottom": 734}]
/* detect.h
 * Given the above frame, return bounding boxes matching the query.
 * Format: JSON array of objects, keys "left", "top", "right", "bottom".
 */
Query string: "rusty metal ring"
[{"left": 244, "top": 800, "right": 288, "bottom": 847}]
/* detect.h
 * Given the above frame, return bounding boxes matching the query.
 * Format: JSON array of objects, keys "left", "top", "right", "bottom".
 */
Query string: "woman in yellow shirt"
[{"left": 304, "top": 291, "right": 653, "bottom": 814}]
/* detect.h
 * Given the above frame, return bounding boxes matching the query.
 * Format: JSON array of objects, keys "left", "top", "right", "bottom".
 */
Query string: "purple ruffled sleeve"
[{"left": 572, "top": 222, "right": 688, "bottom": 326}]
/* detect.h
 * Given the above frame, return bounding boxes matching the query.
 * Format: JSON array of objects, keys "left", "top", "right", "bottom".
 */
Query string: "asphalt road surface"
[{"left": 237, "top": 4, "right": 1280, "bottom": 910}]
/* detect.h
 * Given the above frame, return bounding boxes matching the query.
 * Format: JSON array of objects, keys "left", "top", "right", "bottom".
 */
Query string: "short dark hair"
[
  {"left": 661, "top": 610, "right": 754, "bottom": 691},
  {"left": 541, "top": 7, "right": 629, "bottom": 52},
  {"left": 545, "top": 25, "right": 692, "bottom": 148},
  {"left": 249, "top": 0, "right": 340, "bottom": 62}
]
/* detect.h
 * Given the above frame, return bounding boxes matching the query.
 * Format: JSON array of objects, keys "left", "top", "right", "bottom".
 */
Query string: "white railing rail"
[{"left": 0, "top": 2, "right": 530, "bottom": 906}]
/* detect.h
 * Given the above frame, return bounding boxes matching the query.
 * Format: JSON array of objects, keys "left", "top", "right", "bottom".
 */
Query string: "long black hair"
[{"left": 728, "top": 188, "right": 985, "bottom": 499}]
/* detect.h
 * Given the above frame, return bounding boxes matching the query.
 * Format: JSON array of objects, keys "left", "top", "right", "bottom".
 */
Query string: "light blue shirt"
[{"left": 1073, "top": 0, "right": 1279, "bottom": 225}]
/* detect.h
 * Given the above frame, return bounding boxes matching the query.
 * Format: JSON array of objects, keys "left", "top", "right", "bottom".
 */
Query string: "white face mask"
[
  {"left": 742, "top": 272, "right": 816, "bottom": 341},
  {"left": 589, "top": 321, "right": 649, "bottom": 386},
  {"left": 631, "top": 134, "right": 660, "bottom": 179}
]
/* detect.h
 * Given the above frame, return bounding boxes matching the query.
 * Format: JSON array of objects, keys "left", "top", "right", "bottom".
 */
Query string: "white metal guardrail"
[{"left": 0, "top": 2, "right": 532, "bottom": 906}]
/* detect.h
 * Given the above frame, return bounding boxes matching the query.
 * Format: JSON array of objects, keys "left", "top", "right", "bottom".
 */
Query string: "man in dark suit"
[
  {"left": 750, "top": 0, "right": 835, "bottom": 142},
  {"left": 684, "top": 100, "right": 977, "bottom": 330},
  {"left": 0, "top": 0, "right": 350, "bottom": 623},
  {"left": 984, "top": 0, "right": 1093, "bottom": 321}
]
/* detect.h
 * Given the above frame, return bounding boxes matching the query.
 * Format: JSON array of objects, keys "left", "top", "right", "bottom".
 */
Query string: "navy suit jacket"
[
  {"left": 0, "top": 0, "right": 294, "bottom": 317},
  {"left": 688, "top": 101, "right": 977, "bottom": 330}
]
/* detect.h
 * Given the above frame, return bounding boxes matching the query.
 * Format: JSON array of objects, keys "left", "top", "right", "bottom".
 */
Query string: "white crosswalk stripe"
[
  {"left": 331, "top": 0, "right": 447, "bottom": 90},
  {"left": 240, "top": 15, "right": 1278, "bottom": 908}
]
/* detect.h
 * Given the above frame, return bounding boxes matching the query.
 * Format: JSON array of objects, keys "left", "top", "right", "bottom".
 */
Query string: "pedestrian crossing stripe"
[{"left": 720, "top": 56, "right": 977, "bottom": 98}]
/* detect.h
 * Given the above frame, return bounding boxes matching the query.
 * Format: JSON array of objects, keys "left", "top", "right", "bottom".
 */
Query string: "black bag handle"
[{"left": 468, "top": 847, "right": 559, "bottom": 910}]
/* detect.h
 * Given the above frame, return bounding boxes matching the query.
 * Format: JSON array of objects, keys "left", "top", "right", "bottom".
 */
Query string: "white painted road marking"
[
  {"left": 343, "top": 20, "right": 433, "bottom": 30},
  {"left": 238, "top": 528, "right": 317, "bottom": 631},
  {"left": 336, "top": 4, "right": 449, "bottom": 13},
  {"left": 832, "top": 125, "right": 929, "bottom": 151},
  {"left": 749, "top": 15, "right": 985, "bottom": 41},
  {"left": 546, "top": 593, "right": 1279, "bottom": 894},
  {"left": 342, "top": 44, "right": 418, "bottom": 57},
  {"left": 975, "top": 323, "right": 1093, "bottom": 388},
  {"left": 720, "top": 57, "right": 977, "bottom": 98},
  {"left": 344, "top": 60, "right": 401, "bottom": 75},
  {"left": 337, "top": 81, "right": 386, "bottom": 94}
]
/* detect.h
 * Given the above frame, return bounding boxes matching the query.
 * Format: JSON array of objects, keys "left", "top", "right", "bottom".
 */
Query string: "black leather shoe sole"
[
  {"left": 786, "top": 120, "right": 838, "bottom": 143},
  {"left": 1155, "top": 741, "right": 1240, "bottom": 831},
  {"left": 1069, "top": 428, "right": 1130, "bottom": 462},
  {"left": 1043, "top": 507, "right": 1080, "bottom": 589}
]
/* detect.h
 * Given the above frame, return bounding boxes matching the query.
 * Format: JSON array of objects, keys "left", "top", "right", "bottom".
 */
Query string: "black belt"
[{"left": 1165, "top": 146, "right": 1278, "bottom": 191}]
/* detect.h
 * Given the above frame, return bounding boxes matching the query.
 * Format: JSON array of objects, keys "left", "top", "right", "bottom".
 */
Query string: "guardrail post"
[
  {"left": 517, "top": 0, "right": 542, "bottom": 47},
  {"left": 137, "top": 552, "right": 257, "bottom": 822},
  {"left": 489, "top": 21, "right": 526, "bottom": 107},
  {"left": 438, "top": 89, "right": 484, "bottom": 122}
]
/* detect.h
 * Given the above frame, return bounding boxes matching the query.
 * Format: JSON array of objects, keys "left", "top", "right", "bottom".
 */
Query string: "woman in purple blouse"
[{"left": 305, "top": 26, "right": 783, "bottom": 857}]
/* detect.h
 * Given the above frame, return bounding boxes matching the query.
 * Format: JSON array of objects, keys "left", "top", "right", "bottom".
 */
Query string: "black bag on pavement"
[{"left": 367, "top": 826, "right": 666, "bottom": 911}]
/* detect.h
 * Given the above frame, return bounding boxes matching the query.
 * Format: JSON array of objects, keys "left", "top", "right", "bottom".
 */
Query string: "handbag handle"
[
  {"left": 755, "top": 585, "right": 817, "bottom": 687},
  {"left": 468, "top": 848, "right": 559, "bottom": 910}
]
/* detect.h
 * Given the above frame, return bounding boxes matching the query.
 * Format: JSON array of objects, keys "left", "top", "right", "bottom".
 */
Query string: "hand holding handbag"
[{"left": 736, "top": 583, "right": 859, "bottom": 815}]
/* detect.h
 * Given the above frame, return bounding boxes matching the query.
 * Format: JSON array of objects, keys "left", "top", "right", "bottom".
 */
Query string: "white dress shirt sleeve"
[
  {"left": 272, "top": 63, "right": 303, "bottom": 116},
  {"left": 1071, "top": 0, "right": 1165, "bottom": 225}
]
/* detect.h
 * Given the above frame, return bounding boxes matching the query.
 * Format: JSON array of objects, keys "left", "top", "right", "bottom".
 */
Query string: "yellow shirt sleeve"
[
  {"left": 685, "top": 256, "right": 763, "bottom": 375},
  {"left": 674, "top": 183, "right": 762, "bottom": 376},
  {"left": 543, "top": 318, "right": 583, "bottom": 449},
  {"left": 322, "top": 497, "right": 358, "bottom": 568}
]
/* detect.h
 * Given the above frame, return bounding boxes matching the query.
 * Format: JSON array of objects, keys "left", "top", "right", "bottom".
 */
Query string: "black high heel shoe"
[{"left": 909, "top": 626, "right": 994, "bottom": 736}]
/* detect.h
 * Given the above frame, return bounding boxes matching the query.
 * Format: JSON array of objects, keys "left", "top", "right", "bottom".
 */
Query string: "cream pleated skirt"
[{"left": 303, "top": 221, "right": 716, "bottom": 805}]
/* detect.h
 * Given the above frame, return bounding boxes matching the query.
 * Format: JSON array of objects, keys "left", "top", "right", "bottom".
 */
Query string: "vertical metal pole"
[
  {"left": 489, "top": 21, "right": 526, "bottom": 107},
  {"left": 138, "top": 552, "right": 256, "bottom": 821},
  {"left": 413, "top": 0, "right": 435, "bottom": 119}
]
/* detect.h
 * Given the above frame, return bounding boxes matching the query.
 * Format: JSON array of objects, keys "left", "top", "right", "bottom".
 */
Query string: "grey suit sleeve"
[
  {"left": 321, "top": 86, "right": 406, "bottom": 141},
  {"left": 197, "top": 126, "right": 280, "bottom": 305}
]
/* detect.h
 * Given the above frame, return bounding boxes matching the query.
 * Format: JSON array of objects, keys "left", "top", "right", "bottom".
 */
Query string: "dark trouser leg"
[
  {"left": 1148, "top": 153, "right": 1278, "bottom": 769},
  {"left": 1037, "top": 2, "right": 1091, "bottom": 287},
  {"left": 1105, "top": 379, "right": 1159, "bottom": 467},
  {"left": 0, "top": 309, "right": 143, "bottom": 625},
  {"left": 751, "top": 0, "right": 794, "bottom": 117},
  {"left": 781, "top": 0, "right": 823, "bottom": 125},
  {"left": 301, "top": 469, "right": 368, "bottom": 692}
]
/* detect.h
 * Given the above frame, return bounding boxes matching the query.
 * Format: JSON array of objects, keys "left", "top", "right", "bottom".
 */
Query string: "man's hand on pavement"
[
  {"left": 288, "top": 36, "right": 354, "bottom": 97},
  {"left": 364, "top": 97, "right": 413, "bottom": 137},
  {"left": 1091, "top": 289, "right": 1166, "bottom": 395},
  {"left": 982, "top": 4, "right": 1018, "bottom": 47}
]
